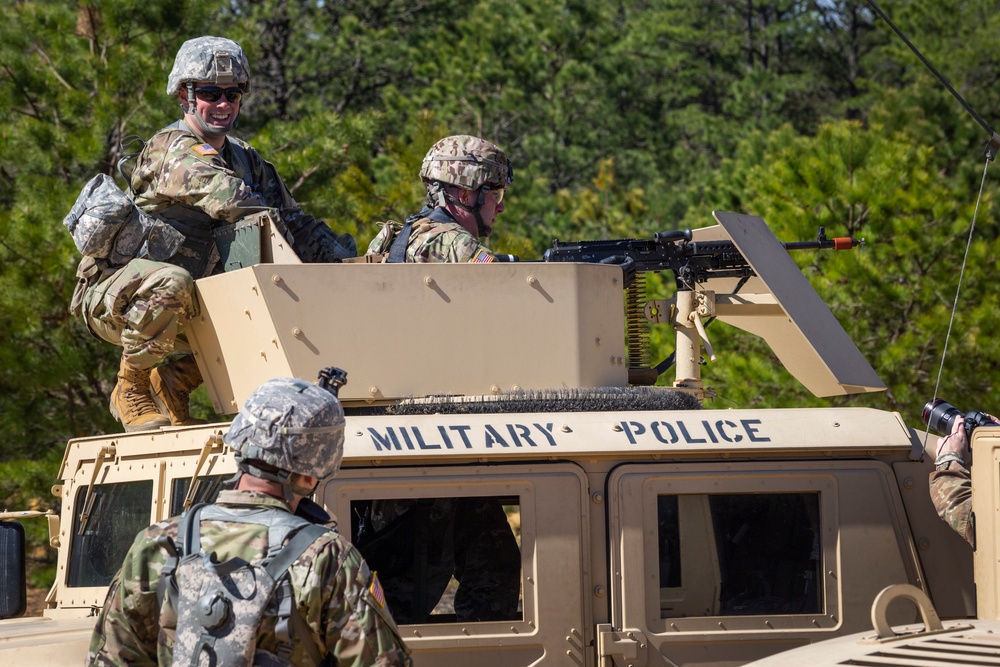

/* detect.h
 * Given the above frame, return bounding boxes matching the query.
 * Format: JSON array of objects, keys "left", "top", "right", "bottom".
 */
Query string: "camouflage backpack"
[
  {"left": 157, "top": 503, "right": 330, "bottom": 667},
  {"left": 63, "top": 173, "right": 185, "bottom": 265}
]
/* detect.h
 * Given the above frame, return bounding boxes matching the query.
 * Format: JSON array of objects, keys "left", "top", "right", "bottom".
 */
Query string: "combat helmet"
[
  {"left": 224, "top": 377, "right": 345, "bottom": 501},
  {"left": 166, "top": 36, "right": 252, "bottom": 96},
  {"left": 420, "top": 135, "right": 512, "bottom": 192}
]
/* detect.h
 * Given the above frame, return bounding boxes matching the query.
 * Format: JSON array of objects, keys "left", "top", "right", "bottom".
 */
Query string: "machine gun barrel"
[{"left": 543, "top": 225, "right": 860, "bottom": 284}]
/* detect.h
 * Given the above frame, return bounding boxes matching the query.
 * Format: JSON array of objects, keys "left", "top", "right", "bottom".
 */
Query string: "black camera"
[{"left": 922, "top": 398, "right": 996, "bottom": 439}]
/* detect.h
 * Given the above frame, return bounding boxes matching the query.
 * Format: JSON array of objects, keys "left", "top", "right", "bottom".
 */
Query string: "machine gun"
[
  {"left": 542, "top": 218, "right": 866, "bottom": 393},
  {"left": 543, "top": 226, "right": 860, "bottom": 289}
]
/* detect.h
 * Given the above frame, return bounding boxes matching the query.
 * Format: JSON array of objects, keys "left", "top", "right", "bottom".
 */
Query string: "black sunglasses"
[{"left": 193, "top": 87, "right": 243, "bottom": 104}]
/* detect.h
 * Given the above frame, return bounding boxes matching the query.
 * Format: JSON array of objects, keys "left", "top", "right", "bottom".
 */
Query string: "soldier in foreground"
[
  {"left": 366, "top": 134, "right": 512, "bottom": 263},
  {"left": 86, "top": 376, "right": 410, "bottom": 666},
  {"left": 73, "top": 36, "right": 355, "bottom": 432}
]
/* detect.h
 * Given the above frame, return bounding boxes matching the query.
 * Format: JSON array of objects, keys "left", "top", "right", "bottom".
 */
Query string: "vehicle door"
[
  {"left": 325, "top": 462, "right": 591, "bottom": 667},
  {"left": 602, "top": 461, "right": 925, "bottom": 667}
]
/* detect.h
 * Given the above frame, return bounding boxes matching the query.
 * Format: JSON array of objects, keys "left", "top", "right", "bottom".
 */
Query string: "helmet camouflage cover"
[
  {"left": 224, "top": 378, "right": 345, "bottom": 480},
  {"left": 166, "top": 36, "right": 252, "bottom": 96},
  {"left": 419, "top": 135, "right": 513, "bottom": 191}
]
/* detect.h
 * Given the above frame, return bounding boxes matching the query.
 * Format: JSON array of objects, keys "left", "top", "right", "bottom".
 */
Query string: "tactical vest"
[{"left": 156, "top": 504, "right": 331, "bottom": 667}]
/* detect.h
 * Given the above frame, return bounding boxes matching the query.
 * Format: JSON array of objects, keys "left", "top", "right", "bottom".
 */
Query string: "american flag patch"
[
  {"left": 369, "top": 572, "right": 386, "bottom": 608},
  {"left": 471, "top": 249, "right": 494, "bottom": 263},
  {"left": 192, "top": 144, "right": 219, "bottom": 156}
]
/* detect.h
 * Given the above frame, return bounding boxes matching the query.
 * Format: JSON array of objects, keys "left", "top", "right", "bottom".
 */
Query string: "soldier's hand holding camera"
[
  {"left": 936, "top": 417, "right": 970, "bottom": 466},
  {"left": 923, "top": 399, "right": 1000, "bottom": 468},
  {"left": 933, "top": 407, "right": 1000, "bottom": 468}
]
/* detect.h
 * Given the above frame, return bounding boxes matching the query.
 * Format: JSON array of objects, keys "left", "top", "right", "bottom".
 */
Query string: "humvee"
[{"left": 0, "top": 211, "right": 975, "bottom": 666}]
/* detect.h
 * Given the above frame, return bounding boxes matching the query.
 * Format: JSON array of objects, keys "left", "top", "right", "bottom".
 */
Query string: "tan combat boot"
[
  {"left": 150, "top": 355, "right": 208, "bottom": 426},
  {"left": 110, "top": 357, "right": 171, "bottom": 432}
]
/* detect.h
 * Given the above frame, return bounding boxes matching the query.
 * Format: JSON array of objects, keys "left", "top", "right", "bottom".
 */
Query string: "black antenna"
[{"left": 866, "top": 0, "right": 1000, "bottom": 160}]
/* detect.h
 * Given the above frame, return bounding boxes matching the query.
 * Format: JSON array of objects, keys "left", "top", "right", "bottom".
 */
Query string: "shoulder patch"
[
  {"left": 470, "top": 248, "right": 495, "bottom": 263},
  {"left": 369, "top": 571, "right": 386, "bottom": 608},
  {"left": 192, "top": 144, "right": 219, "bottom": 156}
]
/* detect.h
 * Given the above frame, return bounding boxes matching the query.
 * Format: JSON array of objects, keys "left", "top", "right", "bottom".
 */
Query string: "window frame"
[
  {"left": 322, "top": 462, "right": 592, "bottom": 650},
  {"left": 609, "top": 463, "right": 841, "bottom": 636}
]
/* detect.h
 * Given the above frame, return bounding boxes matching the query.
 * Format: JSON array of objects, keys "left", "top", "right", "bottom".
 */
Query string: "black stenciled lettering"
[
  {"left": 398, "top": 428, "right": 416, "bottom": 451},
  {"left": 369, "top": 427, "right": 401, "bottom": 452},
  {"left": 651, "top": 421, "right": 678, "bottom": 444},
  {"left": 619, "top": 421, "right": 646, "bottom": 445},
  {"left": 741, "top": 419, "right": 770, "bottom": 442},
  {"left": 449, "top": 425, "right": 474, "bottom": 449},
  {"left": 701, "top": 420, "right": 719, "bottom": 444},
  {"left": 437, "top": 425, "right": 455, "bottom": 449},
  {"left": 715, "top": 420, "right": 742, "bottom": 443},
  {"left": 677, "top": 422, "right": 707, "bottom": 444},
  {"left": 484, "top": 425, "right": 510, "bottom": 448},
  {"left": 412, "top": 427, "right": 441, "bottom": 450},
  {"left": 533, "top": 423, "right": 558, "bottom": 446},
  {"left": 507, "top": 424, "right": 533, "bottom": 447}
]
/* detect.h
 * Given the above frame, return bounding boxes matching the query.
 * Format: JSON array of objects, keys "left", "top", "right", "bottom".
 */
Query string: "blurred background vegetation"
[{"left": 3, "top": 0, "right": 1000, "bottom": 588}]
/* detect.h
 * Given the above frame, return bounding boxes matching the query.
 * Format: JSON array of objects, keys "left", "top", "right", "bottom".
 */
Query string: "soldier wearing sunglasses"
[{"left": 74, "top": 36, "right": 358, "bottom": 434}]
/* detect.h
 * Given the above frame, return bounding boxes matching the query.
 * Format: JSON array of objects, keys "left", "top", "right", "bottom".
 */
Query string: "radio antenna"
[{"left": 866, "top": 0, "right": 1000, "bottom": 160}]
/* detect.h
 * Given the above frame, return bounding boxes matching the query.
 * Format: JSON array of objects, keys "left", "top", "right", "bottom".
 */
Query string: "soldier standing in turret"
[
  {"left": 366, "top": 134, "right": 512, "bottom": 263},
  {"left": 74, "top": 36, "right": 356, "bottom": 433}
]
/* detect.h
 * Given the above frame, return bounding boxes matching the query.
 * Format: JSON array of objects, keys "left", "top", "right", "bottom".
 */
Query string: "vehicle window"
[
  {"left": 68, "top": 481, "right": 153, "bottom": 587},
  {"left": 170, "top": 475, "right": 229, "bottom": 516},
  {"left": 658, "top": 492, "right": 821, "bottom": 617},
  {"left": 350, "top": 496, "right": 522, "bottom": 624}
]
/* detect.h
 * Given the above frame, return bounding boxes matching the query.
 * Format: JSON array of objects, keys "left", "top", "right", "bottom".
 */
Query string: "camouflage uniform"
[
  {"left": 89, "top": 377, "right": 411, "bottom": 666},
  {"left": 86, "top": 489, "right": 411, "bottom": 667},
  {"left": 930, "top": 455, "right": 974, "bottom": 546},
  {"left": 366, "top": 206, "right": 495, "bottom": 263},
  {"left": 131, "top": 118, "right": 356, "bottom": 270}
]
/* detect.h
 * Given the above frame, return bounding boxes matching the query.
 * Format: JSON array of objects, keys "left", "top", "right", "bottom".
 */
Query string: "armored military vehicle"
[{"left": 0, "top": 211, "right": 974, "bottom": 666}]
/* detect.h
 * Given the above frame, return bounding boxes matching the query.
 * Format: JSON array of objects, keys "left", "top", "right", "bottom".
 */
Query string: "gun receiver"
[{"left": 543, "top": 226, "right": 860, "bottom": 287}]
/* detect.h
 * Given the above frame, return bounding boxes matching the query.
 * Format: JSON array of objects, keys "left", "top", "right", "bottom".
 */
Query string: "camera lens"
[{"left": 922, "top": 398, "right": 965, "bottom": 436}]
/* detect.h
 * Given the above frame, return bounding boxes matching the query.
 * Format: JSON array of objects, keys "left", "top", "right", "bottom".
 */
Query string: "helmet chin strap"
[{"left": 429, "top": 183, "right": 490, "bottom": 237}]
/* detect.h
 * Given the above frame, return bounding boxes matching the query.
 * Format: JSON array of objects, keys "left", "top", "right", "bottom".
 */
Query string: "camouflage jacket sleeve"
[
  {"left": 411, "top": 220, "right": 493, "bottom": 263},
  {"left": 86, "top": 521, "right": 176, "bottom": 667},
  {"left": 929, "top": 459, "right": 973, "bottom": 546},
  {"left": 297, "top": 535, "right": 412, "bottom": 667}
]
